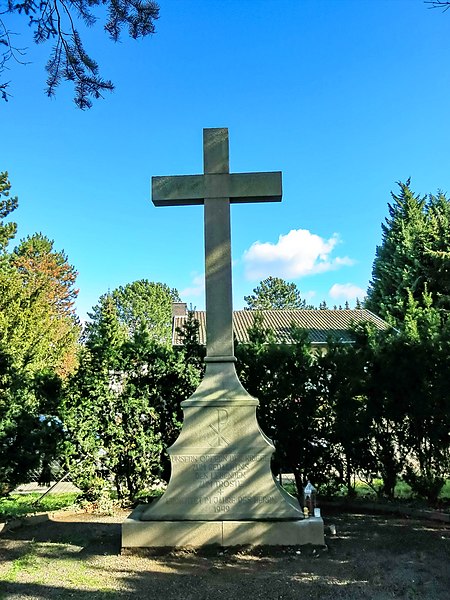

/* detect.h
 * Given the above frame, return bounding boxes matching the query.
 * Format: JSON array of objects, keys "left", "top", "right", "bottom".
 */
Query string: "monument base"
[{"left": 122, "top": 504, "right": 325, "bottom": 550}]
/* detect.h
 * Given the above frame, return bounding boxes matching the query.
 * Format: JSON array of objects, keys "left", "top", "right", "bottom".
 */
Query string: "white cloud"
[
  {"left": 329, "top": 283, "right": 366, "bottom": 301},
  {"left": 242, "top": 229, "right": 354, "bottom": 280},
  {"left": 180, "top": 273, "right": 205, "bottom": 298},
  {"left": 304, "top": 290, "right": 317, "bottom": 300}
]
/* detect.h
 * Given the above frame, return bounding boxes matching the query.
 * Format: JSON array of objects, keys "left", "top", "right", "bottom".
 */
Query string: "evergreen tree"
[
  {"left": 315, "top": 339, "right": 372, "bottom": 497},
  {"left": 85, "top": 294, "right": 127, "bottom": 366},
  {"left": 244, "top": 276, "right": 309, "bottom": 310},
  {"left": 12, "top": 234, "right": 79, "bottom": 315},
  {"left": 422, "top": 192, "right": 450, "bottom": 310},
  {"left": 6, "top": 234, "right": 81, "bottom": 377},
  {"left": 352, "top": 291, "right": 450, "bottom": 502},
  {"left": 399, "top": 293, "right": 450, "bottom": 501},
  {"left": 366, "top": 180, "right": 450, "bottom": 322},
  {"left": 236, "top": 320, "right": 330, "bottom": 496},
  {"left": 0, "top": 172, "right": 18, "bottom": 255},
  {"left": 0, "top": 347, "right": 64, "bottom": 495},
  {"left": 366, "top": 181, "right": 426, "bottom": 321}
]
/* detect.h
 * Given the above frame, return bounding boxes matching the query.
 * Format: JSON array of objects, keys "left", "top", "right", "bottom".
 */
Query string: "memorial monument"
[{"left": 122, "top": 128, "right": 324, "bottom": 548}]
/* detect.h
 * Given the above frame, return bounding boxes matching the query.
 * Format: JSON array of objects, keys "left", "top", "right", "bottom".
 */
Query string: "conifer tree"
[
  {"left": 8, "top": 234, "right": 80, "bottom": 377},
  {"left": 244, "top": 276, "right": 309, "bottom": 310},
  {"left": 366, "top": 181, "right": 428, "bottom": 322},
  {"left": 367, "top": 181, "right": 450, "bottom": 321},
  {"left": 422, "top": 192, "right": 450, "bottom": 310},
  {"left": 0, "top": 174, "right": 80, "bottom": 493}
]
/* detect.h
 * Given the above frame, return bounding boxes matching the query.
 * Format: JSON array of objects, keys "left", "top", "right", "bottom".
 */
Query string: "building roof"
[{"left": 172, "top": 308, "right": 388, "bottom": 347}]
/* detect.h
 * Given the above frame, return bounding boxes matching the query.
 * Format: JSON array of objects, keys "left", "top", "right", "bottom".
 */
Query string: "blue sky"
[{"left": 3, "top": 0, "right": 450, "bottom": 319}]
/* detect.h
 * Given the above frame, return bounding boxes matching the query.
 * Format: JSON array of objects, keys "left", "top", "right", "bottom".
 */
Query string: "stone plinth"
[
  {"left": 139, "top": 363, "right": 302, "bottom": 522},
  {"left": 123, "top": 504, "right": 325, "bottom": 549},
  {"left": 122, "top": 363, "right": 325, "bottom": 549}
]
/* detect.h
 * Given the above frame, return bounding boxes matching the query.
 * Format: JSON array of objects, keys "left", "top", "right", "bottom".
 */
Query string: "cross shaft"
[{"left": 152, "top": 128, "right": 282, "bottom": 360}]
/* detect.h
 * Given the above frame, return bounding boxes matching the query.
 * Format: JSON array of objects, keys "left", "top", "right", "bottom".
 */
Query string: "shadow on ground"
[{"left": 0, "top": 510, "right": 449, "bottom": 599}]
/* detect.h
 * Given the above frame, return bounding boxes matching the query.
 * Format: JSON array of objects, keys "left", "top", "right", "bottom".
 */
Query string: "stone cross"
[
  {"left": 123, "top": 127, "right": 325, "bottom": 547},
  {"left": 152, "top": 128, "right": 282, "bottom": 360}
]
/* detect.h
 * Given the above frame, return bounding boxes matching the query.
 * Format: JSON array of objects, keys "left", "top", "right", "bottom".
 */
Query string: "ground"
[{"left": 0, "top": 508, "right": 449, "bottom": 599}]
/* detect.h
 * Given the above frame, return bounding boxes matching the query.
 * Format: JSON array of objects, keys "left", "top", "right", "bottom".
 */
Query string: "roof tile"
[{"left": 173, "top": 309, "right": 388, "bottom": 346}]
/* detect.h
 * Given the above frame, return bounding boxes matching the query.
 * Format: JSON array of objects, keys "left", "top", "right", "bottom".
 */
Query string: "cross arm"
[
  {"left": 152, "top": 175, "right": 205, "bottom": 206},
  {"left": 152, "top": 171, "right": 282, "bottom": 207},
  {"left": 228, "top": 172, "right": 282, "bottom": 204}
]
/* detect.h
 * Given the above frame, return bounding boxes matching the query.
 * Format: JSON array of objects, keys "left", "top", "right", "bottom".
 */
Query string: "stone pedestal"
[
  {"left": 123, "top": 505, "right": 324, "bottom": 548},
  {"left": 121, "top": 363, "right": 325, "bottom": 549}
]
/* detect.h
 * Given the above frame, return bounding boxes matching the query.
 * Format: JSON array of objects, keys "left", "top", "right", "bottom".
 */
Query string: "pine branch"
[
  {"left": 425, "top": 1, "right": 450, "bottom": 11},
  {"left": 2, "top": 0, "right": 159, "bottom": 107}
]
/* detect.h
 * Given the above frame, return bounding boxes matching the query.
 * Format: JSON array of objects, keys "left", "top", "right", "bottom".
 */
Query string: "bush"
[
  {"left": 0, "top": 350, "right": 64, "bottom": 497},
  {"left": 404, "top": 467, "right": 445, "bottom": 504},
  {"left": 63, "top": 328, "right": 201, "bottom": 501}
]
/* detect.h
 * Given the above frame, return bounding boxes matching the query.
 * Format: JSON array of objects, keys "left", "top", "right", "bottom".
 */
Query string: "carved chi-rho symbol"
[{"left": 209, "top": 409, "right": 230, "bottom": 447}]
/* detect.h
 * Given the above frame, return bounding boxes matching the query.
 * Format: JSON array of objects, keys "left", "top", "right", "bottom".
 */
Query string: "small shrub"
[
  {"left": 78, "top": 491, "right": 118, "bottom": 515},
  {"left": 316, "top": 479, "right": 347, "bottom": 500},
  {"left": 404, "top": 467, "right": 445, "bottom": 504},
  {"left": 133, "top": 486, "right": 165, "bottom": 504}
]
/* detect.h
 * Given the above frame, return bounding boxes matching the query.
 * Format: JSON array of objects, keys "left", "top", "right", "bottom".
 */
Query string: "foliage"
[
  {"left": 1, "top": 0, "right": 160, "bottom": 107},
  {"left": 0, "top": 235, "right": 80, "bottom": 378},
  {"left": 64, "top": 292, "right": 200, "bottom": 501},
  {"left": 244, "top": 276, "right": 310, "bottom": 310},
  {"left": 9, "top": 233, "right": 80, "bottom": 377},
  {"left": 86, "top": 280, "right": 179, "bottom": 347},
  {"left": 232, "top": 302, "right": 450, "bottom": 504},
  {"left": 396, "top": 295, "right": 450, "bottom": 502},
  {"left": 314, "top": 340, "right": 372, "bottom": 497},
  {"left": 0, "top": 346, "right": 65, "bottom": 496},
  {"left": 235, "top": 314, "right": 375, "bottom": 497},
  {"left": 422, "top": 191, "right": 450, "bottom": 309},
  {"left": 353, "top": 294, "right": 450, "bottom": 501},
  {"left": 12, "top": 233, "right": 78, "bottom": 315},
  {"left": 236, "top": 315, "right": 329, "bottom": 496},
  {"left": 426, "top": 1, "right": 450, "bottom": 11}
]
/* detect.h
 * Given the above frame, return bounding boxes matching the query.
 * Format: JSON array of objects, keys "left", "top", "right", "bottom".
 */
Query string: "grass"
[
  {"left": 0, "top": 539, "right": 112, "bottom": 599},
  {"left": 352, "top": 478, "right": 450, "bottom": 502},
  {"left": 2, "top": 541, "right": 40, "bottom": 583},
  {"left": 0, "top": 492, "right": 79, "bottom": 520}
]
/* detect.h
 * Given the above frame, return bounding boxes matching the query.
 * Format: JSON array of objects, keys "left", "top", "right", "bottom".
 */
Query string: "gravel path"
[{"left": 0, "top": 508, "right": 449, "bottom": 599}]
